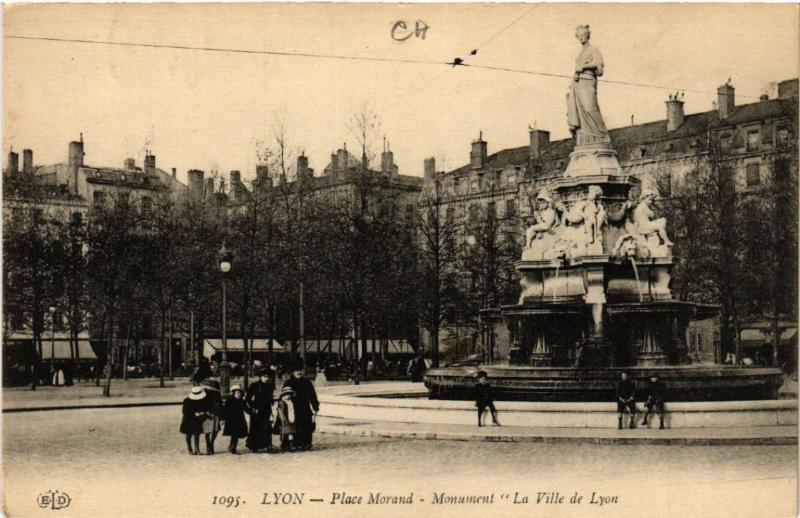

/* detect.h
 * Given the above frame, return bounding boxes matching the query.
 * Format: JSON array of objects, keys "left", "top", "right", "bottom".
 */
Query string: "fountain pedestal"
[{"left": 563, "top": 141, "right": 624, "bottom": 177}]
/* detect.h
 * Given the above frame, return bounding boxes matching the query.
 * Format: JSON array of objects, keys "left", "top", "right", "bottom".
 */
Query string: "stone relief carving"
[
  {"left": 631, "top": 189, "right": 673, "bottom": 256},
  {"left": 524, "top": 189, "right": 559, "bottom": 250},
  {"left": 522, "top": 185, "right": 609, "bottom": 260}
]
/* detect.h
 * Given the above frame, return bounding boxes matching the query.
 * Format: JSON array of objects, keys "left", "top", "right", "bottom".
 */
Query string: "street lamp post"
[
  {"left": 49, "top": 306, "right": 57, "bottom": 363},
  {"left": 218, "top": 243, "right": 233, "bottom": 398}
]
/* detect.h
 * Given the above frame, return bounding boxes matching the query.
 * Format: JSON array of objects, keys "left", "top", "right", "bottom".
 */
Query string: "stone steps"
[{"left": 318, "top": 382, "right": 798, "bottom": 430}]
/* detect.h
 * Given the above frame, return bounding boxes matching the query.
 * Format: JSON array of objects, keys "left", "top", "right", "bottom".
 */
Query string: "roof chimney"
[
  {"left": 68, "top": 140, "right": 84, "bottom": 168},
  {"left": 380, "top": 145, "right": 395, "bottom": 175},
  {"left": 666, "top": 93, "right": 685, "bottom": 131},
  {"left": 171, "top": 167, "right": 177, "bottom": 179},
  {"left": 230, "top": 170, "right": 245, "bottom": 201},
  {"left": 336, "top": 148, "right": 348, "bottom": 172},
  {"left": 144, "top": 152, "right": 156, "bottom": 175},
  {"left": 423, "top": 157, "right": 436, "bottom": 180},
  {"left": 255, "top": 164, "right": 270, "bottom": 188},
  {"left": 187, "top": 169, "right": 205, "bottom": 202},
  {"left": 124, "top": 158, "right": 136, "bottom": 170},
  {"left": 717, "top": 82, "right": 735, "bottom": 119},
  {"left": 470, "top": 131, "right": 488, "bottom": 169},
  {"left": 7, "top": 150, "right": 18, "bottom": 175},
  {"left": 778, "top": 79, "right": 798, "bottom": 99},
  {"left": 22, "top": 149, "right": 33, "bottom": 175},
  {"left": 297, "top": 153, "right": 310, "bottom": 180},
  {"left": 529, "top": 129, "right": 550, "bottom": 159}
]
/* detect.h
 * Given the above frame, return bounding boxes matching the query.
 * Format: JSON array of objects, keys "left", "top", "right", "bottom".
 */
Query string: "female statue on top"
[{"left": 567, "top": 25, "right": 610, "bottom": 145}]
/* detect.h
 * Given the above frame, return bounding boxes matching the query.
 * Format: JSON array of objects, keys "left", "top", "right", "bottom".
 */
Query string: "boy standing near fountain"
[
  {"left": 474, "top": 371, "right": 501, "bottom": 426},
  {"left": 616, "top": 372, "right": 636, "bottom": 429},
  {"left": 641, "top": 375, "right": 666, "bottom": 429}
]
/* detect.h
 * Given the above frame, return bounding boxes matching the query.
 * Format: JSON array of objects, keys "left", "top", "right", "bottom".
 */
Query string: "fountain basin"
[
  {"left": 424, "top": 365, "right": 783, "bottom": 402},
  {"left": 317, "top": 382, "right": 796, "bottom": 429}
]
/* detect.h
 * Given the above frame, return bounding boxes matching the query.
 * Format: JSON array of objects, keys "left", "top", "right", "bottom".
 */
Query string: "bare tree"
[{"left": 415, "top": 179, "right": 464, "bottom": 367}]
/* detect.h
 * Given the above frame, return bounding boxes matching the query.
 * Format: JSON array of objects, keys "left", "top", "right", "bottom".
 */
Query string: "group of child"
[
  {"left": 475, "top": 370, "right": 667, "bottom": 430},
  {"left": 179, "top": 379, "right": 301, "bottom": 455}
]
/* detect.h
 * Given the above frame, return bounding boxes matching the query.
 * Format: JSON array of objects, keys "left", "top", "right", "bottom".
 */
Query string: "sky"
[{"left": 3, "top": 3, "right": 798, "bottom": 185}]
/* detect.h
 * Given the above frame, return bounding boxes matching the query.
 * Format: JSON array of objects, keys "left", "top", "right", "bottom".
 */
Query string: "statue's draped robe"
[{"left": 567, "top": 44, "right": 609, "bottom": 143}]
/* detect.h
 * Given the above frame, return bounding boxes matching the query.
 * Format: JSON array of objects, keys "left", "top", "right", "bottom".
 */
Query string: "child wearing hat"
[
  {"left": 273, "top": 386, "right": 297, "bottom": 452},
  {"left": 222, "top": 385, "right": 250, "bottom": 454},
  {"left": 179, "top": 386, "right": 207, "bottom": 454},
  {"left": 474, "top": 371, "right": 500, "bottom": 427}
]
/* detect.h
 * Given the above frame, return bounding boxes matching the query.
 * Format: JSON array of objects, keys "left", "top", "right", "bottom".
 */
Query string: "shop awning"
[
  {"left": 203, "top": 339, "right": 286, "bottom": 358},
  {"left": 40, "top": 341, "right": 97, "bottom": 360}
]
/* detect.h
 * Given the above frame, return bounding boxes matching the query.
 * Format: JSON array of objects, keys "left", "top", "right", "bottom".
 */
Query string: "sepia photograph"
[{"left": 2, "top": 3, "right": 798, "bottom": 517}]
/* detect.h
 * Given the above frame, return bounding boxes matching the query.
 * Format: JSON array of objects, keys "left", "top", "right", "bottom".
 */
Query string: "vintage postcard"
[{"left": 2, "top": 3, "right": 798, "bottom": 517}]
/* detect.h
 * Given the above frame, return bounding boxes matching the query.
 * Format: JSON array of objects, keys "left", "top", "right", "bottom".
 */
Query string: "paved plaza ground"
[{"left": 3, "top": 404, "right": 797, "bottom": 518}]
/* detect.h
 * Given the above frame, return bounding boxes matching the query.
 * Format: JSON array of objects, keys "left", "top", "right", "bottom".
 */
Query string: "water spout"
[
  {"left": 553, "top": 262, "right": 560, "bottom": 301},
  {"left": 629, "top": 256, "right": 644, "bottom": 302}
]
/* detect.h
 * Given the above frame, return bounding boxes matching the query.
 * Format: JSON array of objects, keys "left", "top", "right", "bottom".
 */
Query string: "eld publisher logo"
[{"left": 37, "top": 490, "right": 71, "bottom": 510}]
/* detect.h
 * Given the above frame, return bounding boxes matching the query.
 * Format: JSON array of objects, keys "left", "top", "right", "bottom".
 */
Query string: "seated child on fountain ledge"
[{"left": 474, "top": 371, "right": 501, "bottom": 427}]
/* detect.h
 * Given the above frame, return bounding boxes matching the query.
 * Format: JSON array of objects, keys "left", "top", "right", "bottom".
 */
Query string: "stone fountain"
[{"left": 425, "top": 25, "right": 782, "bottom": 401}]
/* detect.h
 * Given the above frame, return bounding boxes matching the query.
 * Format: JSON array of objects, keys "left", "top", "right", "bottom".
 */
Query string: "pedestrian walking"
[
  {"left": 52, "top": 365, "right": 65, "bottom": 386},
  {"left": 222, "top": 385, "right": 249, "bottom": 454},
  {"left": 314, "top": 364, "right": 328, "bottom": 388},
  {"left": 273, "top": 386, "right": 298, "bottom": 452},
  {"left": 201, "top": 378, "right": 223, "bottom": 454},
  {"left": 474, "top": 371, "right": 501, "bottom": 426},
  {"left": 282, "top": 359, "right": 320, "bottom": 451},
  {"left": 641, "top": 375, "right": 667, "bottom": 429},
  {"left": 245, "top": 369, "right": 275, "bottom": 452},
  {"left": 410, "top": 356, "right": 426, "bottom": 382},
  {"left": 180, "top": 386, "right": 207, "bottom": 455},
  {"left": 616, "top": 372, "right": 637, "bottom": 429}
]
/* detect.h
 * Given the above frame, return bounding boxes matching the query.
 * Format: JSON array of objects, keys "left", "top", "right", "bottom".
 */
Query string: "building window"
[
  {"left": 506, "top": 199, "right": 516, "bottom": 218},
  {"left": 446, "top": 206, "right": 455, "bottom": 222},
  {"left": 471, "top": 181, "right": 479, "bottom": 193},
  {"left": 745, "top": 163, "right": 761, "bottom": 187},
  {"left": 777, "top": 129, "right": 790, "bottom": 148},
  {"left": 487, "top": 201, "right": 496, "bottom": 219},
  {"left": 658, "top": 171, "right": 672, "bottom": 198},
  {"left": 453, "top": 178, "right": 461, "bottom": 195},
  {"left": 93, "top": 191, "right": 107, "bottom": 207},
  {"left": 141, "top": 196, "right": 152, "bottom": 213},
  {"left": 719, "top": 133, "right": 733, "bottom": 150},
  {"left": 469, "top": 204, "right": 480, "bottom": 223},
  {"left": 71, "top": 212, "right": 83, "bottom": 226},
  {"left": 746, "top": 130, "right": 760, "bottom": 152}
]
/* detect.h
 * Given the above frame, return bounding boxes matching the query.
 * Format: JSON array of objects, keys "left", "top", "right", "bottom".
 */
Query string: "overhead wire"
[
  {"left": 454, "top": 3, "right": 542, "bottom": 63},
  {"left": 5, "top": 34, "right": 766, "bottom": 100}
]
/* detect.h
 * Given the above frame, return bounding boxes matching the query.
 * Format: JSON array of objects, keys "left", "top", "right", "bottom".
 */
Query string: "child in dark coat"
[
  {"left": 222, "top": 385, "right": 249, "bottom": 454},
  {"left": 179, "top": 386, "right": 207, "bottom": 454},
  {"left": 474, "top": 371, "right": 500, "bottom": 426}
]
